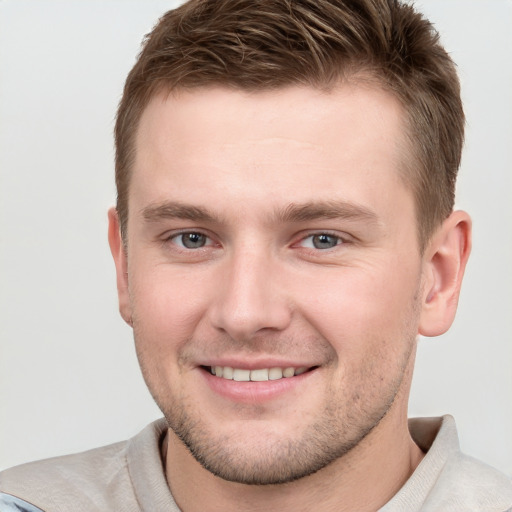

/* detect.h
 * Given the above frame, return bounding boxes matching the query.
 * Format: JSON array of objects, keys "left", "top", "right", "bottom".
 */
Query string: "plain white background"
[{"left": 1, "top": 0, "right": 511, "bottom": 476}]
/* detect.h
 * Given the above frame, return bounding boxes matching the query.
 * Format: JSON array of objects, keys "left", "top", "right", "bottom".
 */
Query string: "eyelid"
[
  {"left": 294, "top": 230, "right": 352, "bottom": 248},
  {"left": 159, "top": 228, "right": 353, "bottom": 252},
  {"left": 162, "top": 229, "right": 218, "bottom": 248}
]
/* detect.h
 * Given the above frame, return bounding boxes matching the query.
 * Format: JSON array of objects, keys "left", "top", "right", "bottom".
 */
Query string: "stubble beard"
[
  {"left": 136, "top": 335, "right": 417, "bottom": 487},
  {"left": 133, "top": 283, "right": 421, "bottom": 486},
  {"left": 164, "top": 382, "right": 400, "bottom": 485}
]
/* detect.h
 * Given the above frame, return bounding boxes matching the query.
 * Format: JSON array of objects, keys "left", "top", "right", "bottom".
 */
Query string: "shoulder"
[
  {"left": 429, "top": 451, "right": 512, "bottom": 511},
  {"left": 0, "top": 440, "right": 138, "bottom": 512},
  {"left": 0, "top": 419, "right": 170, "bottom": 512},
  {"left": 385, "top": 416, "right": 512, "bottom": 512},
  {"left": 416, "top": 415, "right": 512, "bottom": 511}
]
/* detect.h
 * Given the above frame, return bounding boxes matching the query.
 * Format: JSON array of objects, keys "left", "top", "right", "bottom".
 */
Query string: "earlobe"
[
  {"left": 418, "top": 210, "right": 472, "bottom": 337},
  {"left": 107, "top": 207, "right": 133, "bottom": 327}
]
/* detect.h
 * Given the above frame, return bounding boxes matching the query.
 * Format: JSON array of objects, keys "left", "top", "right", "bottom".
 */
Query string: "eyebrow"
[
  {"left": 274, "top": 200, "right": 380, "bottom": 225},
  {"left": 141, "top": 199, "right": 379, "bottom": 226},
  {"left": 142, "top": 201, "right": 218, "bottom": 223}
]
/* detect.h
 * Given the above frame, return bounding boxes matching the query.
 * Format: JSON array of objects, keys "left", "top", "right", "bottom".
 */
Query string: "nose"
[{"left": 208, "top": 246, "right": 292, "bottom": 342}]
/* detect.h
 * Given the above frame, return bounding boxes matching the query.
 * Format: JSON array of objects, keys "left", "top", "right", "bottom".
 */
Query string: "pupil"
[
  {"left": 313, "top": 234, "right": 337, "bottom": 249},
  {"left": 183, "top": 233, "right": 205, "bottom": 248}
]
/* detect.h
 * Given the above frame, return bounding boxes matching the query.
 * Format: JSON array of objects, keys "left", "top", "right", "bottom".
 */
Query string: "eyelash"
[
  {"left": 165, "top": 231, "right": 216, "bottom": 250},
  {"left": 297, "top": 232, "right": 346, "bottom": 250},
  {"left": 163, "top": 230, "right": 348, "bottom": 252}
]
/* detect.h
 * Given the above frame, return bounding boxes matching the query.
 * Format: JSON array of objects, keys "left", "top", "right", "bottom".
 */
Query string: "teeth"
[
  {"left": 210, "top": 366, "right": 310, "bottom": 381},
  {"left": 268, "top": 367, "right": 283, "bottom": 380},
  {"left": 222, "top": 366, "right": 234, "bottom": 380},
  {"left": 283, "top": 367, "right": 295, "bottom": 378},
  {"left": 233, "top": 369, "right": 251, "bottom": 381},
  {"left": 250, "top": 368, "right": 269, "bottom": 381}
]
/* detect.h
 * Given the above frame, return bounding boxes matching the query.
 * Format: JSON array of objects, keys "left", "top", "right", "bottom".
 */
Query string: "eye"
[
  {"left": 300, "top": 233, "right": 342, "bottom": 250},
  {"left": 172, "top": 232, "right": 211, "bottom": 249}
]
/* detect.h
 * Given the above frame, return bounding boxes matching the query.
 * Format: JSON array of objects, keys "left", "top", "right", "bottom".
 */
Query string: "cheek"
[
  {"left": 129, "top": 267, "right": 210, "bottom": 351},
  {"left": 129, "top": 274, "right": 205, "bottom": 397},
  {"left": 296, "top": 262, "right": 421, "bottom": 354}
]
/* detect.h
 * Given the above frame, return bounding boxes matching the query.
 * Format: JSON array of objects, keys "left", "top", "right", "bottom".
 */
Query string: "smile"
[{"left": 208, "top": 366, "right": 312, "bottom": 381}]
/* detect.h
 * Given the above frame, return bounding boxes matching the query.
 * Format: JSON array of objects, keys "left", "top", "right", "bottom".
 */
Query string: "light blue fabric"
[{"left": 0, "top": 492, "right": 46, "bottom": 512}]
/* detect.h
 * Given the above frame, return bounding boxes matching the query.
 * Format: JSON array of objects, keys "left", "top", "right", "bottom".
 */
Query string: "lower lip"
[{"left": 200, "top": 367, "right": 315, "bottom": 404}]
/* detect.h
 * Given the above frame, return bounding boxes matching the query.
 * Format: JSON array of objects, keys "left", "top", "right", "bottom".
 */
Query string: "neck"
[{"left": 164, "top": 405, "right": 424, "bottom": 512}]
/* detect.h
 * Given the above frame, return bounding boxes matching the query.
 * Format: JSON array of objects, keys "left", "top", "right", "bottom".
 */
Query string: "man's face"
[{"left": 120, "top": 85, "right": 427, "bottom": 484}]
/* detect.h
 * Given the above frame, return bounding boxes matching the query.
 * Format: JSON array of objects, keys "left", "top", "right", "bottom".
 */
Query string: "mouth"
[{"left": 201, "top": 365, "right": 318, "bottom": 382}]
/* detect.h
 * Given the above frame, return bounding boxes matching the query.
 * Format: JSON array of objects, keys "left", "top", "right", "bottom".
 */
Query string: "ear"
[
  {"left": 418, "top": 210, "right": 472, "bottom": 337},
  {"left": 108, "top": 207, "right": 133, "bottom": 326}
]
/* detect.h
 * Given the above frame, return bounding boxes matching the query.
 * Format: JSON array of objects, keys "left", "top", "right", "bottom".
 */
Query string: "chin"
[{"left": 163, "top": 397, "right": 387, "bottom": 486}]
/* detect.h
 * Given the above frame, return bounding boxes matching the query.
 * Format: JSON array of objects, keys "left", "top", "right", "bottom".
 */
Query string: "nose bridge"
[{"left": 210, "top": 241, "right": 291, "bottom": 340}]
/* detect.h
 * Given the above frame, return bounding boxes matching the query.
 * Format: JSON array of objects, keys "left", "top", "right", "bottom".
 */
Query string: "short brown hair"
[{"left": 115, "top": 0, "right": 464, "bottom": 250}]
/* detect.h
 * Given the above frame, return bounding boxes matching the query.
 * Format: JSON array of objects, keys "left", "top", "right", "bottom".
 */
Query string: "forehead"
[{"left": 131, "top": 85, "right": 411, "bottom": 221}]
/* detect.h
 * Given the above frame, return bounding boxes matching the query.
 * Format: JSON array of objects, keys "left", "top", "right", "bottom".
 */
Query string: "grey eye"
[
  {"left": 179, "top": 232, "right": 208, "bottom": 249},
  {"left": 311, "top": 234, "right": 340, "bottom": 249}
]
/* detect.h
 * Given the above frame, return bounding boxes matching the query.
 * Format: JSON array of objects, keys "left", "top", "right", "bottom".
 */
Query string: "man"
[{"left": 1, "top": 0, "right": 511, "bottom": 510}]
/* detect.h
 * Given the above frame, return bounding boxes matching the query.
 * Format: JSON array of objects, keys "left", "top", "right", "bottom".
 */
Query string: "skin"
[{"left": 109, "top": 84, "right": 471, "bottom": 511}]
